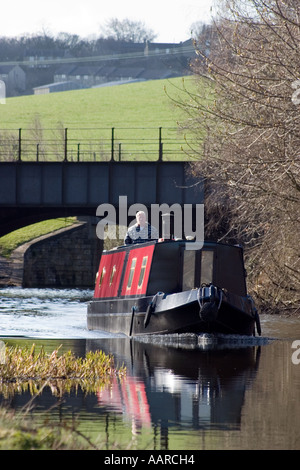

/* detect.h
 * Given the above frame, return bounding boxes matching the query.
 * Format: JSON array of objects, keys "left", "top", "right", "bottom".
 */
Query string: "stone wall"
[{"left": 21, "top": 220, "right": 103, "bottom": 288}]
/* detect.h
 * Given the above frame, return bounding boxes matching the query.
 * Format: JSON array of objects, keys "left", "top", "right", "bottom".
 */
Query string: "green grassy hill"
[
  {"left": 0, "top": 218, "right": 78, "bottom": 258},
  {"left": 1, "top": 77, "right": 193, "bottom": 127},
  {"left": 0, "top": 77, "right": 202, "bottom": 253},
  {"left": 0, "top": 77, "right": 200, "bottom": 161}
]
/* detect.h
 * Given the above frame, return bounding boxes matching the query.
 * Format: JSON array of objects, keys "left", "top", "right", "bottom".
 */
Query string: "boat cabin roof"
[{"left": 94, "top": 240, "right": 248, "bottom": 299}]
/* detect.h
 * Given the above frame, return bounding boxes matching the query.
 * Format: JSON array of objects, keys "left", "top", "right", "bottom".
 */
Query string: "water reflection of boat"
[
  {"left": 89, "top": 336, "right": 261, "bottom": 432},
  {"left": 87, "top": 239, "right": 261, "bottom": 337},
  {"left": 97, "top": 376, "right": 152, "bottom": 429},
  {"left": 0, "top": 336, "right": 261, "bottom": 449}
]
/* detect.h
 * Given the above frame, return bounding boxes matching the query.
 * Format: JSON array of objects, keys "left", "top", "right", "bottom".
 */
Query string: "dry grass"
[
  {"left": 0, "top": 343, "right": 126, "bottom": 397},
  {"left": 0, "top": 344, "right": 126, "bottom": 449}
]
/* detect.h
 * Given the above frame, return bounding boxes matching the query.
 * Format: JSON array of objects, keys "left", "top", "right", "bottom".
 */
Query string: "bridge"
[{"left": 0, "top": 161, "right": 203, "bottom": 236}]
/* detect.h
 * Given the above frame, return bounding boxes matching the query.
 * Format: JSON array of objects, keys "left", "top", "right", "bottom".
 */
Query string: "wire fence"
[{"left": 0, "top": 126, "right": 197, "bottom": 162}]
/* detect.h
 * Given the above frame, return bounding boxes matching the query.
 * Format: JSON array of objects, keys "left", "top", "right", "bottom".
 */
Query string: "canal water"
[{"left": 0, "top": 287, "right": 299, "bottom": 450}]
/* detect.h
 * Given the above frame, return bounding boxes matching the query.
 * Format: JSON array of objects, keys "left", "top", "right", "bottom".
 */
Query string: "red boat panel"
[
  {"left": 94, "top": 250, "right": 126, "bottom": 298},
  {"left": 121, "top": 244, "right": 155, "bottom": 296}
]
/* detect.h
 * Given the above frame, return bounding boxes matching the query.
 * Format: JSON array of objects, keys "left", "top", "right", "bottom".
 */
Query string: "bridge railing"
[{"left": 0, "top": 126, "right": 197, "bottom": 162}]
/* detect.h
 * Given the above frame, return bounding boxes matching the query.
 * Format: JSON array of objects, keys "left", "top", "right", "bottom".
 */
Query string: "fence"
[{"left": 0, "top": 126, "right": 196, "bottom": 162}]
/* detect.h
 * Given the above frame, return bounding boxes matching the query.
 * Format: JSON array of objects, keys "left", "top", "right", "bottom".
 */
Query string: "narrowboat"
[{"left": 87, "top": 238, "right": 261, "bottom": 337}]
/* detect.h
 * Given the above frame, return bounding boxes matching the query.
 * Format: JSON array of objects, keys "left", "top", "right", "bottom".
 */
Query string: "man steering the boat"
[{"left": 124, "top": 211, "right": 159, "bottom": 244}]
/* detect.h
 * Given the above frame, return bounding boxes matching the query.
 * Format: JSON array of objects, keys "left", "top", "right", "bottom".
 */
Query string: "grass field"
[
  {"left": 0, "top": 76, "right": 201, "bottom": 161},
  {"left": 1, "top": 76, "right": 194, "bottom": 127},
  {"left": 0, "top": 76, "right": 203, "bottom": 250}
]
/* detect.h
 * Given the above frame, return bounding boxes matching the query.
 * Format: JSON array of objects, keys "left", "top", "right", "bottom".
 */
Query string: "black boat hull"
[{"left": 87, "top": 289, "right": 258, "bottom": 337}]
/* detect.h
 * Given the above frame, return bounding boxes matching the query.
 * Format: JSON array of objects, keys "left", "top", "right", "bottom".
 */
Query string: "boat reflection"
[
  {"left": 88, "top": 335, "right": 261, "bottom": 432},
  {"left": 0, "top": 335, "right": 262, "bottom": 447}
]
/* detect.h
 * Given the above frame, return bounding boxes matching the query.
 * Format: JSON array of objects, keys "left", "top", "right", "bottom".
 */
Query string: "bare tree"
[
  {"left": 181, "top": 0, "right": 300, "bottom": 313},
  {"left": 100, "top": 18, "right": 157, "bottom": 43}
]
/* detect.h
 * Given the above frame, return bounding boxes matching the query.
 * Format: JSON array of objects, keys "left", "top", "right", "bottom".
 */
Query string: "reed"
[
  {"left": 0, "top": 343, "right": 126, "bottom": 397},
  {"left": 0, "top": 344, "right": 127, "bottom": 449}
]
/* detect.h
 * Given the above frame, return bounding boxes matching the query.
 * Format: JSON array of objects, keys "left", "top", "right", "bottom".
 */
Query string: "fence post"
[
  {"left": 118, "top": 143, "right": 121, "bottom": 161},
  {"left": 77, "top": 143, "right": 80, "bottom": 162},
  {"left": 36, "top": 143, "right": 39, "bottom": 161},
  {"left": 64, "top": 128, "right": 68, "bottom": 161},
  {"left": 111, "top": 127, "right": 115, "bottom": 161},
  {"left": 158, "top": 127, "right": 163, "bottom": 161},
  {"left": 18, "top": 128, "right": 22, "bottom": 161}
]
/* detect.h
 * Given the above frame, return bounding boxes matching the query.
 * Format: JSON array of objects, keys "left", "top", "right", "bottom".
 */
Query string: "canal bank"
[{"left": 0, "top": 217, "right": 102, "bottom": 288}]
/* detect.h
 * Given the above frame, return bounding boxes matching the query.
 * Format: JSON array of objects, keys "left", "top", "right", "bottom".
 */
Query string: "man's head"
[{"left": 136, "top": 211, "right": 146, "bottom": 227}]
